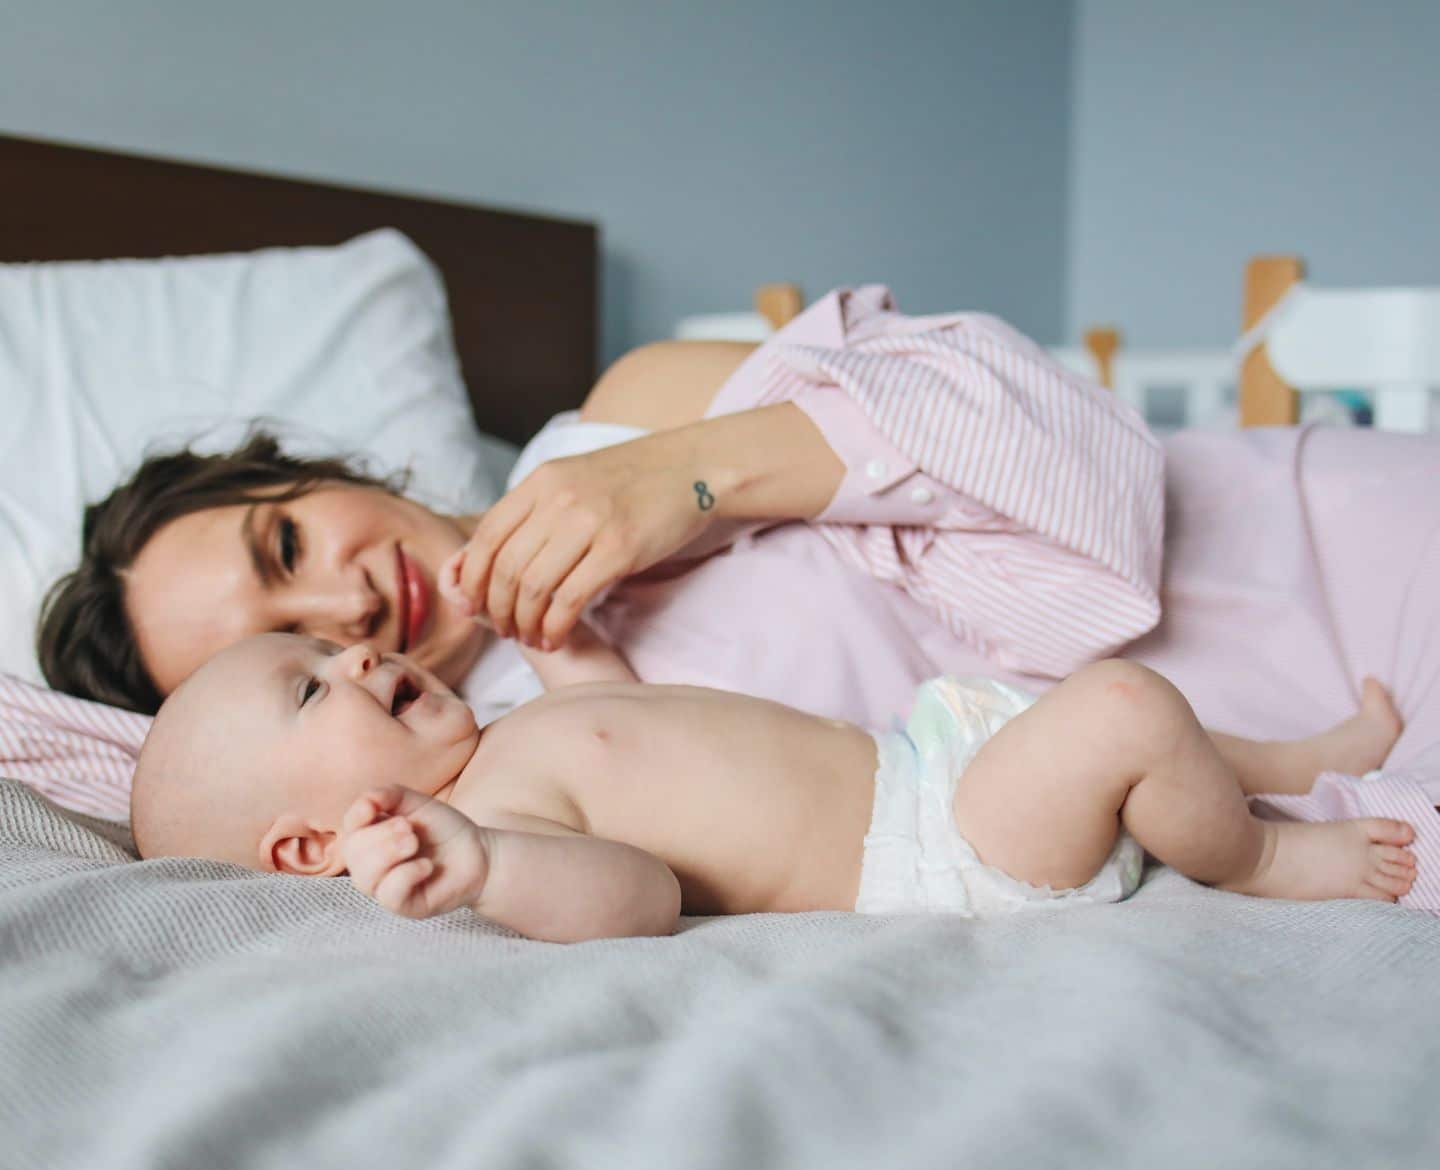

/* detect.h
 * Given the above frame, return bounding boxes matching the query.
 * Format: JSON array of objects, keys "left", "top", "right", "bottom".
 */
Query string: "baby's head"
[{"left": 132, "top": 633, "right": 479, "bottom": 873}]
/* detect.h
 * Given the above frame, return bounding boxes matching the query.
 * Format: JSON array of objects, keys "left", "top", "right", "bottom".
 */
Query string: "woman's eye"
[
  {"left": 278, "top": 517, "right": 301, "bottom": 573},
  {"left": 301, "top": 678, "right": 321, "bottom": 706}
]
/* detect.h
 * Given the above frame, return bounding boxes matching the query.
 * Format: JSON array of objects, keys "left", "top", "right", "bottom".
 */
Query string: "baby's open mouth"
[{"left": 391, "top": 676, "right": 422, "bottom": 717}]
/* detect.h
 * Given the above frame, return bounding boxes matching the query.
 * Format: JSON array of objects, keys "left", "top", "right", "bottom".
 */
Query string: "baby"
[{"left": 131, "top": 634, "right": 1418, "bottom": 941}]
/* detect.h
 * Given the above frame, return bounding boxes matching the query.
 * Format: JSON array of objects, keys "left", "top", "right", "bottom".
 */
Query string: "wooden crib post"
[
  {"left": 1240, "top": 256, "right": 1304, "bottom": 427},
  {"left": 755, "top": 283, "right": 804, "bottom": 331},
  {"left": 1083, "top": 327, "right": 1121, "bottom": 390}
]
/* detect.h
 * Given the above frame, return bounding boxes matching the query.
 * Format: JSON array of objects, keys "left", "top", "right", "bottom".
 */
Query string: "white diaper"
[{"left": 855, "top": 676, "right": 1146, "bottom": 917}]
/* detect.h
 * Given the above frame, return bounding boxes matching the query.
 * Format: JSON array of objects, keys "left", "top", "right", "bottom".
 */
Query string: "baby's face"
[
  {"left": 137, "top": 633, "right": 479, "bottom": 866},
  {"left": 233, "top": 633, "right": 478, "bottom": 802}
]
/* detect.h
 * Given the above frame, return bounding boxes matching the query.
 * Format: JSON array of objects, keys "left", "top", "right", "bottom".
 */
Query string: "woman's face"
[{"left": 125, "top": 484, "right": 486, "bottom": 696}]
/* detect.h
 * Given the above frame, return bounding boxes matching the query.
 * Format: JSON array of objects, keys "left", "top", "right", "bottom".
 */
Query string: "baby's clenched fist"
[{"left": 341, "top": 785, "right": 489, "bottom": 918}]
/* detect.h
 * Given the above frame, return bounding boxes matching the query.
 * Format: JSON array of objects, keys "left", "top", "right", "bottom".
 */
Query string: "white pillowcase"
[{"left": 0, "top": 228, "right": 517, "bottom": 684}]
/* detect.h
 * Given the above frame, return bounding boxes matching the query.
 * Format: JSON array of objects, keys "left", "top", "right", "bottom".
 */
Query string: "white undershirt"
[{"left": 455, "top": 635, "right": 543, "bottom": 729}]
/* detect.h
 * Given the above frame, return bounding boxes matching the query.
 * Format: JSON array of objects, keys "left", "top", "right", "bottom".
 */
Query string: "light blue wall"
[
  {"left": 1067, "top": 0, "right": 1440, "bottom": 346},
  {"left": 1, "top": 0, "right": 1074, "bottom": 364}
]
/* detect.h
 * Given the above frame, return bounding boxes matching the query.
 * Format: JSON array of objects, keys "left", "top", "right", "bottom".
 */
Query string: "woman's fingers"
[
  {"left": 540, "top": 547, "right": 629, "bottom": 648},
  {"left": 457, "top": 492, "right": 535, "bottom": 615},
  {"left": 512, "top": 527, "right": 593, "bottom": 645},
  {"left": 484, "top": 517, "right": 552, "bottom": 638}
]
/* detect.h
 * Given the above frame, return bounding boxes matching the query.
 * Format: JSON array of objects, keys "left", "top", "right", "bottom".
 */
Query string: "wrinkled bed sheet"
[{"left": 3, "top": 779, "right": 1438, "bottom": 1170}]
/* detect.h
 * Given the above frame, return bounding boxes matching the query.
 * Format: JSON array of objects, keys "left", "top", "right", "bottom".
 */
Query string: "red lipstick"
[{"left": 397, "top": 547, "right": 431, "bottom": 655}]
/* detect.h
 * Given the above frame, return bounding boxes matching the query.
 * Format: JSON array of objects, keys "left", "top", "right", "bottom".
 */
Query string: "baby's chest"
[{"left": 455, "top": 776, "right": 586, "bottom": 835}]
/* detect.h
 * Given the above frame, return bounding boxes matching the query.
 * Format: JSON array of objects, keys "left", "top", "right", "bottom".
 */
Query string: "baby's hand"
[{"left": 341, "top": 786, "right": 489, "bottom": 918}]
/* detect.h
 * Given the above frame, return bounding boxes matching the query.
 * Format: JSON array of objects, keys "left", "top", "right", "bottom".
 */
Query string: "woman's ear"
[{"left": 259, "top": 815, "right": 347, "bottom": 877}]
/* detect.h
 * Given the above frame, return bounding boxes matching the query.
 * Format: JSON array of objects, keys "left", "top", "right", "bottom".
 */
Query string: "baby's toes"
[
  {"left": 1363, "top": 818, "right": 1416, "bottom": 847},
  {"left": 1375, "top": 843, "right": 1416, "bottom": 870},
  {"left": 1363, "top": 869, "right": 1414, "bottom": 899},
  {"left": 1377, "top": 860, "right": 1416, "bottom": 884}
]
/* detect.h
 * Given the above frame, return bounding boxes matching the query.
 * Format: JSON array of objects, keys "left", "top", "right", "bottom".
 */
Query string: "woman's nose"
[{"left": 290, "top": 575, "right": 383, "bottom": 640}]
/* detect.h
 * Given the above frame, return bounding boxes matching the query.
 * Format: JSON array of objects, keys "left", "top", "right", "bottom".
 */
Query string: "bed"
[{"left": 4, "top": 135, "right": 1440, "bottom": 1170}]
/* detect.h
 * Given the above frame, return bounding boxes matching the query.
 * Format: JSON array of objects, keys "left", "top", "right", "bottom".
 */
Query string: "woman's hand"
[
  {"left": 342, "top": 786, "right": 489, "bottom": 919},
  {"left": 441, "top": 433, "right": 717, "bottom": 649}
]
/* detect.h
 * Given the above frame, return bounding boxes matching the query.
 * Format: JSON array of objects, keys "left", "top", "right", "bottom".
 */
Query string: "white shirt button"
[
  {"left": 865, "top": 459, "right": 888, "bottom": 480},
  {"left": 909, "top": 486, "right": 935, "bottom": 505}
]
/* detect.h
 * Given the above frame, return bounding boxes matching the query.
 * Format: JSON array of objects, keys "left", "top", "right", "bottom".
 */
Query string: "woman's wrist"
[{"left": 671, "top": 403, "right": 844, "bottom": 523}]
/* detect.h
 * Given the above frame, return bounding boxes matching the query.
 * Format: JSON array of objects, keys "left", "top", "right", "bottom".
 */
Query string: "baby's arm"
[
  {"left": 516, "top": 618, "right": 637, "bottom": 688},
  {"left": 341, "top": 786, "right": 679, "bottom": 942}
]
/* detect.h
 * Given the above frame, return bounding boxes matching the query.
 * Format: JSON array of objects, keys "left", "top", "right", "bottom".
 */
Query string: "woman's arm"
[
  {"left": 581, "top": 341, "right": 845, "bottom": 522},
  {"left": 579, "top": 339, "right": 757, "bottom": 431},
  {"left": 446, "top": 340, "right": 847, "bottom": 649},
  {"left": 448, "top": 408, "right": 843, "bottom": 648}
]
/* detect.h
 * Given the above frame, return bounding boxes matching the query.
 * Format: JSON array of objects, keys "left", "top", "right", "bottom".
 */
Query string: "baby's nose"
[{"left": 335, "top": 642, "right": 379, "bottom": 677}]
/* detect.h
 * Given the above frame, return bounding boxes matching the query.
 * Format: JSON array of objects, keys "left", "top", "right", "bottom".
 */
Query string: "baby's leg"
[
  {"left": 1207, "top": 678, "right": 1404, "bottom": 796},
  {"left": 951, "top": 661, "right": 1418, "bottom": 901}
]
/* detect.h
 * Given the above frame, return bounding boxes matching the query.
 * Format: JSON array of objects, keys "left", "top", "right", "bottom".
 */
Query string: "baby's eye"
[{"left": 300, "top": 677, "right": 321, "bottom": 706}]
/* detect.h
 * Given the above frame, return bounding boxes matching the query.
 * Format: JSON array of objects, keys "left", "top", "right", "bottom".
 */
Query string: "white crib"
[{"left": 680, "top": 260, "right": 1440, "bottom": 435}]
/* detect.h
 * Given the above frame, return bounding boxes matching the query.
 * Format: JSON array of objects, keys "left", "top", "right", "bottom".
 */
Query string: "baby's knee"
[{"left": 1069, "top": 660, "right": 1191, "bottom": 755}]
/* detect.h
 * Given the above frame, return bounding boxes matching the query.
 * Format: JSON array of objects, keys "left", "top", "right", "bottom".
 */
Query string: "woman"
[{"left": 38, "top": 286, "right": 1440, "bottom": 776}]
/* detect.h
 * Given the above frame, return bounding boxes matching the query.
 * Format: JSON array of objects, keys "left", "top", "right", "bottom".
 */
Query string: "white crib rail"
[
  {"left": 1051, "top": 347, "right": 1236, "bottom": 429},
  {"left": 672, "top": 317, "right": 1433, "bottom": 432},
  {"left": 1051, "top": 345, "right": 1440, "bottom": 432}
]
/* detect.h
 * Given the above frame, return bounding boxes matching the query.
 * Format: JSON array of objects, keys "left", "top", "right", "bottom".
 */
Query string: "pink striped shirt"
[{"left": 589, "top": 285, "right": 1165, "bottom": 722}]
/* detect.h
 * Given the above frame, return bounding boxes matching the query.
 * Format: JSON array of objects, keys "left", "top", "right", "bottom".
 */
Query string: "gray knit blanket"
[{"left": 2, "top": 777, "right": 1437, "bottom": 1170}]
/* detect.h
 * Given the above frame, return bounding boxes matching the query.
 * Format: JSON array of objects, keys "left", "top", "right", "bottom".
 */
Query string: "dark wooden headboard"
[{"left": 0, "top": 133, "right": 597, "bottom": 447}]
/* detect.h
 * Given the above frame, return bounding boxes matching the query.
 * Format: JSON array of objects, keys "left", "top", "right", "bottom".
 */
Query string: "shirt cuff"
[{"left": 789, "top": 386, "right": 949, "bottom": 527}]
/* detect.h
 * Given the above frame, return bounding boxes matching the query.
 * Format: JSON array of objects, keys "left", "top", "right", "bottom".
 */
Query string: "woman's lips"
[{"left": 397, "top": 548, "right": 431, "bottom": 654}]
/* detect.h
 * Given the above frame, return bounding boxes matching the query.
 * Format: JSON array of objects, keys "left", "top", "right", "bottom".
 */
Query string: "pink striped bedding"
[{"left": 0, "top": 673, "right": 146, "bottom": 822}]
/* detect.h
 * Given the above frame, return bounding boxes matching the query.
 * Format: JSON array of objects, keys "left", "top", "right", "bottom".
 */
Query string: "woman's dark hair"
[{"left": 37, "top": 430, "right": 407, "bottom": 715}]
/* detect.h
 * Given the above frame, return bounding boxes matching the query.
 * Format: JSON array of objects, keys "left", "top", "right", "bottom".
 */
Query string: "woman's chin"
[{"left": 424, "top": 622, "right": 490, "bottom": 689}]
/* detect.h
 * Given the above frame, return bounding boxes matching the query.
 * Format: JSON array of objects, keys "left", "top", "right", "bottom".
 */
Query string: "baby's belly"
[{"left": 476, "top": 684, "right": 880, "bottom": 914}]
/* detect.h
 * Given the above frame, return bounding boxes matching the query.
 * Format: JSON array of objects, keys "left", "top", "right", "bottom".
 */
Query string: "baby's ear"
[{"left": 260, "top": 815, "right": 347, "bottom": 877}]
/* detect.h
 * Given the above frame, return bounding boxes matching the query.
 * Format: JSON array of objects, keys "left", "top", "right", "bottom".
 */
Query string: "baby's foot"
[
  {"left": 1303, "top": 678, "right": 1404, "bottom": 779},
  {"left": 1222, "top": 817, "right": 1417, "bottom": 903}
]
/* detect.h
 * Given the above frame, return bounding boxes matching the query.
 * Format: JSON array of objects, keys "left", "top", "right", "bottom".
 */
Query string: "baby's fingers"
[
  {"left": 438, "top": 548, "right": 467, "bottom": 610},
  {"left": 345, "top": 817, "right": 421, "bottom": 894},
  {"left": 374, "top": 857, "right": 437, "bottom": 917},
  {"left": 341, "top": 792, "right": 386, "bottom": 835},
  {"left": 352, "top": 785, "right": 437, "bottom": 824}
]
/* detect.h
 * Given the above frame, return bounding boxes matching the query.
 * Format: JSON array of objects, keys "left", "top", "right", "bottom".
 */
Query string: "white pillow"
[{"left": 0, "top": 228, "right": 518, "bottom": 683}]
